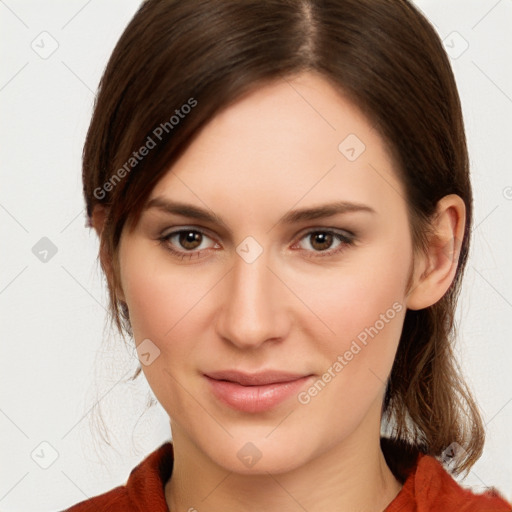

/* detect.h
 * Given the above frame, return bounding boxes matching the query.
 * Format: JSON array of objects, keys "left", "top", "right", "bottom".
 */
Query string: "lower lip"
[{"left": 204, "top": 375, "right": 313, "bottom": 413}]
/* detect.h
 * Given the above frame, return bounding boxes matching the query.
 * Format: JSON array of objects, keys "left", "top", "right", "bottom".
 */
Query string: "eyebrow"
[{"left": 144, "top": 196, "right": 376, "bottom": 228}]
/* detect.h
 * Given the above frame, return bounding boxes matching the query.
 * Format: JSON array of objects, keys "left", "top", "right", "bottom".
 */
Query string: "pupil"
[
  {"left": 181, "top": 231, "right": 201, "bottom": 249},
  {"left": 313, "top": 232, "right": 332, "bottom": 250}
]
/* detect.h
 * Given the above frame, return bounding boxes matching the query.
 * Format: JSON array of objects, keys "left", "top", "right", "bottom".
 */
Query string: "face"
[{"left": 117, "top": 71, "right": 415, "bottom": 474}]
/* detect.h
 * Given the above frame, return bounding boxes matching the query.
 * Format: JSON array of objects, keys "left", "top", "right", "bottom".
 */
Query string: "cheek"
[
  {"left": 294, "top": 236, "right": 410, "bottom": 416},
  {"left": 118, "top": 246, "right": 212, "bottom": 414},
  {"left": 119, "top": 241, "right": 211, "bottom": 342},
  {"left": 118, "top": 242, "right": 223, "bottom": 407},
  {"left": 303, "top": 238, "right": 409, "bottom": 348}
]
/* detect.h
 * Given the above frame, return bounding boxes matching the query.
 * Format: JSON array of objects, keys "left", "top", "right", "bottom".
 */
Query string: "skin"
[{"left": 93, "top": 71, "right": 465, "bottom": 512}]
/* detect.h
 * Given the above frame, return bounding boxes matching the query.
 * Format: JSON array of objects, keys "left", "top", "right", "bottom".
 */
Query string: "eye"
[
  {"left": 158, "top": 228, "right": 219, "bottom": 260},
  {"left": 293, "top": 229, "right": 355, "bottom": 258},
  {"left": 158, "top": 227, "right": 356, "bottom": 261}
]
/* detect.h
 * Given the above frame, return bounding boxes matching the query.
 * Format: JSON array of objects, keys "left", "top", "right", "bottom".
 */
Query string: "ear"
[
  {"left": 91, "top": 204, "right": 126, "bottom": 302},
  {"left": 405, "top": 194, "right": 466, "bottom": 310},
  {"left": 91, "top": 203, "right": 108, "bottom": 242}
]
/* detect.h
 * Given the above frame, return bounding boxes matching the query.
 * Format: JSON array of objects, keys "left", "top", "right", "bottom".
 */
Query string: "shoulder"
[
  {"left": 389, "top": 452, "right": 511, "bottom": 512},
  {"left": 63, "top": 485, "right": 129, "bottom": 512},
  {"left": 62, "top": 442, "right": 174, "bottom": 512}
]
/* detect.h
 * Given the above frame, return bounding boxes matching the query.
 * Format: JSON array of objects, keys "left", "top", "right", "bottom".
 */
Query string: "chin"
[{"left": 202, "top": 433, "right": 315, "bottom": 475}]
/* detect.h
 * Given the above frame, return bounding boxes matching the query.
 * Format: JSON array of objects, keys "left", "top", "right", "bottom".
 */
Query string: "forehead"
[{"left": 149, "top": 72, "right": 405, "bottom": 223}]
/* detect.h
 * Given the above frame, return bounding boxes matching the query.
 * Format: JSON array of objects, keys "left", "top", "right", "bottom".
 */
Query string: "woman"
[{"left": 65, "top": 0, "right": 511, "bottom": 510}]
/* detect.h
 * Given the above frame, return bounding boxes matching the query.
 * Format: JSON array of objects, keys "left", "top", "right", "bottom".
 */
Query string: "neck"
[{"left": 165, "top": 413, "right": 403, "bottom": 512}]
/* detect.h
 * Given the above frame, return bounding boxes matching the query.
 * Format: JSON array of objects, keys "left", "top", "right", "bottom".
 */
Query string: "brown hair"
[{"left": 82, "top": 0, "right": 484, "bottom": 476}]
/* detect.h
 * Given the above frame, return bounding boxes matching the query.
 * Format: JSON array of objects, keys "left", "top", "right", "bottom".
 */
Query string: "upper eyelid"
[{"left": 161, "top": 225, "right": 217, "bottom": 239}]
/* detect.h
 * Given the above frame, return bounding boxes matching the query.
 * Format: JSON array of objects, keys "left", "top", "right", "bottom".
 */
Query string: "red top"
[{"left": 63, "top": 442, "right": 511, "bottom": 511}]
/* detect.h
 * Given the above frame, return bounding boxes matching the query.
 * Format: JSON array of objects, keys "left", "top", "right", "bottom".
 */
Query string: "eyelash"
[{"left": 157, "top": 227, "right": 356, "bottom": 261}]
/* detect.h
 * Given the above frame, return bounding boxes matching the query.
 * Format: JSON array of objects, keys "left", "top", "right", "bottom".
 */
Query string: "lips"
[
  {"left": 205, "top": 369, "right": 310, "bottom": 386},
  {"left": 204, "top": 370, "right": 314, "bottom": 413}
]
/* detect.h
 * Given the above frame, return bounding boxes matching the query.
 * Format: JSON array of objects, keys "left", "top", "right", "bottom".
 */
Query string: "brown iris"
[
  {"left": 179, "top": 231, "right": 202, "bottom": 250},
  {"left": 309, "top": 232, "right": 334, "bottom": 251}
]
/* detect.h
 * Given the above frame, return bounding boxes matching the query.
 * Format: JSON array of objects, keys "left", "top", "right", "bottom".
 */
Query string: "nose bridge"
[{"left": 215, "top": 240, "right": 288, "bottom": 348}]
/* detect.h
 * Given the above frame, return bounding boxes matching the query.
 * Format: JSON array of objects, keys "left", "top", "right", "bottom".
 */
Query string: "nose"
[{"left": 214, "top": 245, "right": 290, "bottom": 350}]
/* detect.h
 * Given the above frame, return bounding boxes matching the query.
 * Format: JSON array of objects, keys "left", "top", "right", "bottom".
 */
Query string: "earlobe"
[{"left": 405, "top": 194, "right": 465, "bottom": 311}]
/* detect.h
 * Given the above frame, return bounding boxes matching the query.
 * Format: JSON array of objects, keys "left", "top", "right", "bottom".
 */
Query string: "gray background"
[{"left": 1, "top": 0, "right": 511, "bottom": 510}]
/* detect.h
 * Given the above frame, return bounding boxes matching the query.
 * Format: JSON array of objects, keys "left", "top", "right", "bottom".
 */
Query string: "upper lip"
[{"left": 204, "top": 370, "right": 311, "bottom": 386}]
